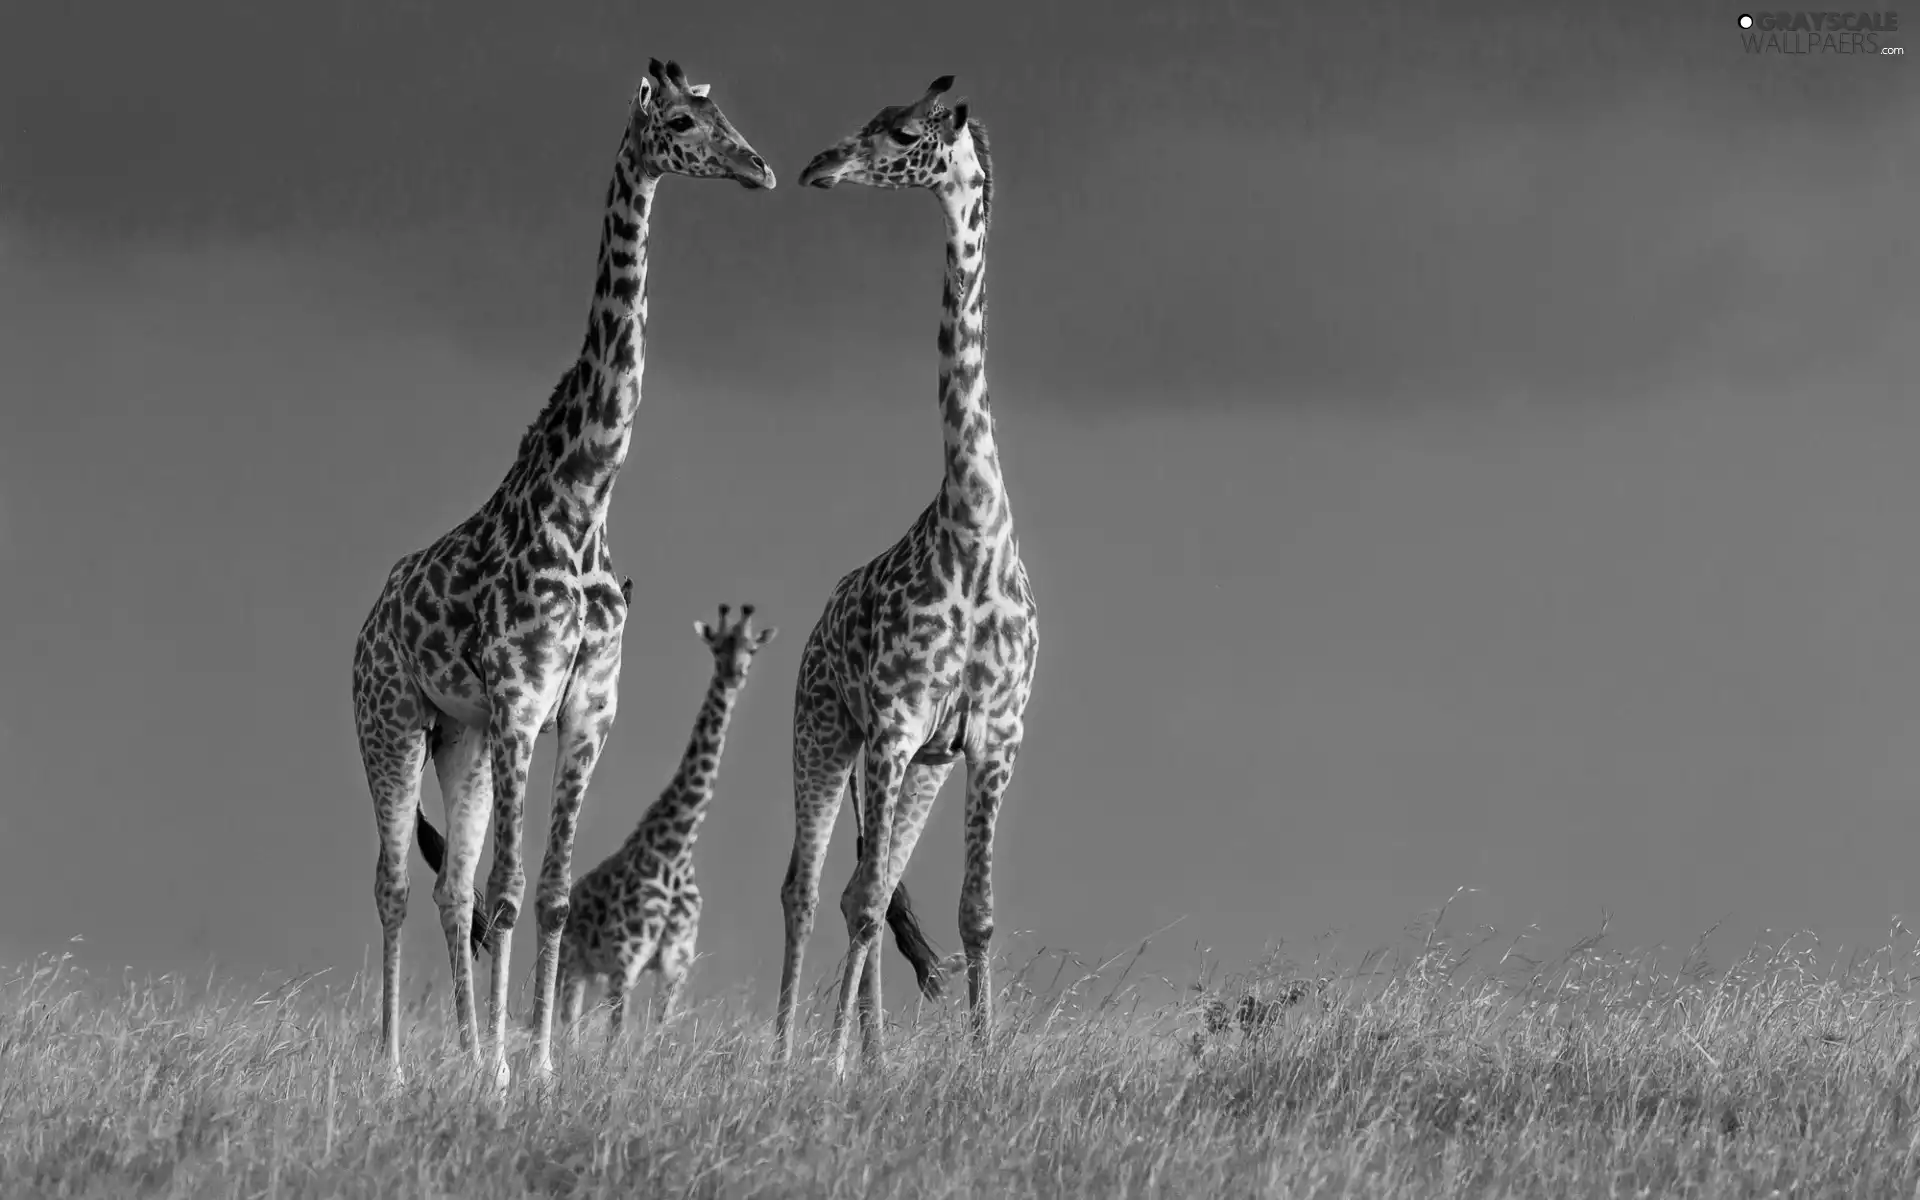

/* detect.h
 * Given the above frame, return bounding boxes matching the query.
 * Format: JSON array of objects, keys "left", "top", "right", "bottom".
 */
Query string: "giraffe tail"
[
  {"left": 413, "top": 733, "right": 494, "bottom": 961},
  {"left": 849, "top": 758, "right": 949, "bottom": 1001},
  {"left": 885, "top": 876, "right": 948, "bottom": 1001}
]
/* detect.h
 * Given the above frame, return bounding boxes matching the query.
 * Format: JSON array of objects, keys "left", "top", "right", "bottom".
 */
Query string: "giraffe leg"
[
  {"left": 959, "top": 747, "right": 1021, "bottom": 1043},
  {"left": 830, "top": 735, "right": 916, "bottom": 1075},
  {"left": 561, "top": 973, "right": 588, "bottom": 1034},
  {"left": 857, "top": 928, "right": 883, "bottom": 1060},
  {"left": 529, "top": 638, "right": 622, "bottom": 1077},
  {"left": 652, "top": 890, "right": 701, "bottom": 1026},
  {"left": 606, "top": 948, "right": 651, "bottom": 1044},
  {"left": 854, "top": 759, "right": 953, "bottom": 1054},
  {"left": 480, "top": 716, "right": 539, "bottom": 1088},
  {"left": 554, "top": 939, "right": 586, "bottom": 1042},
  {"left": 607, "top": 975, "right": 631, "bottom": 1039},
  {"left": 353, "top": 635, "right": 430, "bottom": 1077},
  {"left": 428, "top": 722, "right": 492, "bottom": 1066},
  {"left": 775, "top": 651, "right": 859, "bottom": 1066}
]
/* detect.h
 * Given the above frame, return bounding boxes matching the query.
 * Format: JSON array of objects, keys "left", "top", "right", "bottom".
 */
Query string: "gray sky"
[{"left": 1, "top": 0, "right": 1915, "bottom": 1009}]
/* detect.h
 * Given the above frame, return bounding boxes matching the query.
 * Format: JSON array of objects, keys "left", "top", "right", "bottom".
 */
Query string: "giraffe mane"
[{"left": 965, "top": 117, "right": 993, "bottom": 232}]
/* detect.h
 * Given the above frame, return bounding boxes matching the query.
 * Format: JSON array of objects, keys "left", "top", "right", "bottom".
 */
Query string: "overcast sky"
[{"left": 0, "top": 0, "right": 1914, "bottom": 1017}]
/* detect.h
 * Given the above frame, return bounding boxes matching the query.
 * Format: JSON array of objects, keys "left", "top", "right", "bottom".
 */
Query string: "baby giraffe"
[{"left": 556, "top": 603, "right": 777, "bottom": 1035}]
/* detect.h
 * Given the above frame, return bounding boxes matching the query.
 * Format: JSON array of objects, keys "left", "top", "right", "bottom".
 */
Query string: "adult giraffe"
[
  {"left": 777, "top": 75, "right": 1039, "bottom": 1074},
  {"left": 351, "top": 58, "right": 772, "bottom": 1085}
]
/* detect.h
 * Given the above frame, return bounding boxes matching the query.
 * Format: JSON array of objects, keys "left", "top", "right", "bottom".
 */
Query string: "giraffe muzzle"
[
  {"left": 798, "top": 151, "right": 848, "bottom": 189},
  {"left": 730, "top": 151, "right": 777, "bottom": 191}
]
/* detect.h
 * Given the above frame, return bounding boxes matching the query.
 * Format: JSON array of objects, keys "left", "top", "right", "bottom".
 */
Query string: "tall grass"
[{"left": 6, "top": 903, "right": 1920, "bottom": 1198}]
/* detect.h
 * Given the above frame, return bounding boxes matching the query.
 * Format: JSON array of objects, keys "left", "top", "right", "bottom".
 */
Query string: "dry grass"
[{"left": 7, "top": 905, "right": 1920, "bottom": 1198}]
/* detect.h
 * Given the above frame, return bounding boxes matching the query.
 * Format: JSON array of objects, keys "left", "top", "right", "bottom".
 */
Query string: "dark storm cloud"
[{"left": 3, "top": 0, "right": 1908, "bottom": 411}]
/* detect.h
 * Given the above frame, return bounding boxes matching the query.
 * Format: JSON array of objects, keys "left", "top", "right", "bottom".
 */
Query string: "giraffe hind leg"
[
  {"left": 480, "top": 714, "right": 540, "bottom": 1088},
  {"left": 831, "top": 735, "right": 917, "bottom": 1074},
  {"left": 959, "top": 748, "right": 1021, "bottom": 1043},
  {"left": 852, "top": 757, "right": 955, "bottom": 1055},
  {"left": 414, "top": 725, "right": 491, "bottom": 961},
  {"left": 429, "top": 721, "right": 492, "bottom": 1065},
  {"left": 879, "top": 760, "right": 956, "bottom": 1001},
  {"left": 353, "top": 636, "right": 430, "bottom": 1076},
  {"left": 775, "top": 662, "right": 859, "bottom": 1065}
]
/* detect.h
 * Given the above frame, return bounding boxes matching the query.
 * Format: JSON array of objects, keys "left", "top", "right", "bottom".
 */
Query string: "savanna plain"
[{"left": 8, "top": 900, "right": 1920, "bottom": 1199}]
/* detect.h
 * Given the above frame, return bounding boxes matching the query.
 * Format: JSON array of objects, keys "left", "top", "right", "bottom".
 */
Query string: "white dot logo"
[{"left": 1738, "top": 13, "right": 1754, "bottom": 27}]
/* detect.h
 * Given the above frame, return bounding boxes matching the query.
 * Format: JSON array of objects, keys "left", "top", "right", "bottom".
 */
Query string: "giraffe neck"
[
  {"left": 633, "top": 669, "right": 744, "bottom": 849},
  {"left": 932, "top": 129, "right": 1009, "bottom": 541},
  {"left": 510, "top": 130, "right": 660, "bottom": 535}
]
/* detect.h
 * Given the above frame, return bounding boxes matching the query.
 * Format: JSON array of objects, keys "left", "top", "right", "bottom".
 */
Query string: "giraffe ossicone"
[
  {"left": 352, "top": 60, "right": 772, "bottom": 1087},
  {"left": 779, "top": 75, "right": 1040, "bottom": 1076}
]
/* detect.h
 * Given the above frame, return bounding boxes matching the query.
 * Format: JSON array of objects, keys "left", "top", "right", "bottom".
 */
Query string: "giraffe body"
[
  {"left": 351, "top": 58, "right": 772, "bottom": 1084},
  {"left": 776, "top": 77, "right": 1039, "bottom": 1074}
]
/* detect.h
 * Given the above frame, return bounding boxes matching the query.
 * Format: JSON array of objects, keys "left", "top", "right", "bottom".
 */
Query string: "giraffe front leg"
[
  {"left": 831, "top": 736, "right": 915, "bottom": 1076},
  {"left": 429, "top": 723, "right": 493, "bottom": 1066},
  {"left": 606, "top": 949, "right": 649, "bottom": 1048},
  {"left": 653, "top": 895, "right": 701, "bottom": 1027},
  {"left": 531, "top": 659, "right": 620, "bottom": 1077},
  {"left": 959, "top": 748, "right": 1020, "bottom": 1044}
]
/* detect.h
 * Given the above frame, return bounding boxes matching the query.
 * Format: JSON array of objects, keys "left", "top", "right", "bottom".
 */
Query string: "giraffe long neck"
[
  {"left": 933, "top": 128, "right": 1010, "bottom": 541},
  {"left": 511, "top": 130, "right": 659, "bottom": 534},
  {"left": 632, "top": 669, "right": 744, "bottom": 848}
]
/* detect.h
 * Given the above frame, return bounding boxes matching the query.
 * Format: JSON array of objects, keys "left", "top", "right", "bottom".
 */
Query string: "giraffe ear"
[
  {"left": 950, "top": 101, "right": 970, "bottom": 134},
  {"left": 693, "top": 620, "right": 712, "bottom": 642},
  {"left": 686, "top": 83, "right": 710, "bottom": 99},
  {"left": 754, "top": 627, "right": 779, "bottom": 648},
  {"left": 632, "top": 75, "right": 655, "bottom": 111}
]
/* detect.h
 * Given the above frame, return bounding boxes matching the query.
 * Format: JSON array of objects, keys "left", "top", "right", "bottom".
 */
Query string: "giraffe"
[
  {"left": 351, "top": 58, "right": 773, "bottom": 1086},
  {"left": 775, "top": 76, "right": 1039, "bottom": 1074},
  {"left": 556, "top": 603, "right": 775, "bottom": 1035},
  {"left": 419, "top": 600, "right": 773, "bottom": 1037}
]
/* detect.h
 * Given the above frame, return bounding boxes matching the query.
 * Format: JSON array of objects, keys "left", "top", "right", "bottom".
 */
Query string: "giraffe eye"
[
  {"left": 668, "top": 115, "right": 696, "bottom": 133},
  {"left": 887, "top": 127, "right": 918, "bottom": 146}
]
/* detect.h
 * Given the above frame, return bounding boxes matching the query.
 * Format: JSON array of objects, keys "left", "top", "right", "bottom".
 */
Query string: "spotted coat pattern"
[
  {"left": 777, "top": 77, "right": 1039, "bottom": 1074},
  {"left": 350, "top": 57, "right": 772, "bottom": 1084}
]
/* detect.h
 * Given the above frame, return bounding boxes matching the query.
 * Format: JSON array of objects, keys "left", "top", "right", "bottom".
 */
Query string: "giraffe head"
[
  {"left": 797, "top": 75, "right": 982, "bottom": 194},
  {"left": 625, "top": 59, "right": 775, "bottom": 191},
  {"left": 694, "top": 603, "right": 777, "bottom": 684}
]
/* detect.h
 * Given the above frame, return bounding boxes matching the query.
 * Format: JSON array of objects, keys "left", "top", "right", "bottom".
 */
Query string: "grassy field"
[{"left": 6, "top": 908, "right": 1920, "bottom": 1198}]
